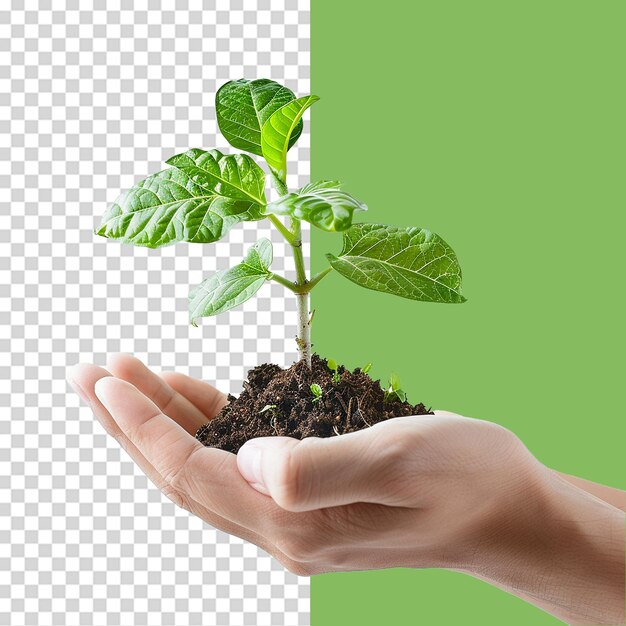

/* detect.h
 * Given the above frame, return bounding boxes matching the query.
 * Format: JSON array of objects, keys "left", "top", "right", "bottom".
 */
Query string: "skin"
[{"left": 67, "top": 354, "right": 625, "bottom": 625}]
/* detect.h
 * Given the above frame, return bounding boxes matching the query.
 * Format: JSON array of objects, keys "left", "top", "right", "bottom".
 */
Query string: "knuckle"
[
  {"left": 159, "top": 446, "right": 205, "bottom": 513},
  {"left": 486, "top": 420, "right": 518, "bottom": 445},
  {"left": 269, "top": 440, "right": 315, "bottom": 511},
  {"left": 373, "top": 429, "right": 421, "bottom": 504},
  {"left": 160, "top": 483, "right": 193, "bottom": 513},
  {"left": 378, "top": 431, "right": 414, "bottom": 476},
  {"left": 487, "top": 422, "right": 526, "bottom": 462},
  {"left": 164, "top": 445, "right": 202, "bottom": 492},
  {"left": 123, "top": 415, "right": 156, "bottom": 448}
]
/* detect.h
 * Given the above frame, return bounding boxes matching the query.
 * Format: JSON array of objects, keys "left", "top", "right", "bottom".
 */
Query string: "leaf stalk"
[
  {"left": 300, "top": 266, "right": 333, "bottom": 293},
  {"left": 269, "top": 272, "right": 299, "bottom": 292},
  {"left": 267, "top": 214, "right": 297, "bottom": 246}
]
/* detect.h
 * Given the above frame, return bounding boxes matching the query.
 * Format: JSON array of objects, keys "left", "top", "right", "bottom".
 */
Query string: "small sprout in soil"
[
  {"left": 259, "top": 404, "right": 277, "bottom": 415},
  {"left": 384, "top": 372, "right": 407, "bottom": 403},
  {"left": 196, "top": 355, "right": 434, "bottom": 453},
  {"left": 310, "top": 383, "right": 323, "bottom": 404},
  {"left": 327, "top": 358, "right": 340, "bottom": 384},
  {"left": 361, "top": 362, "right": 373, "bottom": 374}
]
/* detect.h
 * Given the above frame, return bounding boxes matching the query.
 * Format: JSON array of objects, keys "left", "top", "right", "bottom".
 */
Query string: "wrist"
[{"left": 460, "top": 466, "right": 625, "bottom": 624}]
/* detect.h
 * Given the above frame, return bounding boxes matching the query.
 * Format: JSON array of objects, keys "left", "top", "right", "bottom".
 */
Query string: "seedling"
[
  {"left": 327, "top": 358, "right": 340, "bottom": 384},
  {"left": 310, "top": 383, "right": 323, "bottom": 404},
  {"left": 361, "top": 362, "right": 373, "bottom": 375},
  {"left": 384, "top": 373, "right": 407, "bottom": 403},
  {"left": 96, "top": 79, "right": 465, "bottom": 369},
  {"left": 258, "top": 404, "right": 277, "bottom": 415}
]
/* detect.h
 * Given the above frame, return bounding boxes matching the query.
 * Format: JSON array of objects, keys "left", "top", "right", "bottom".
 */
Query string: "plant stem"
[
  {"left": 290, "top": 218, "right": 307, "bottom": 284},
  {"left": 269, "top": 171, "right": 312, "bottom": 367},
  {"left": 290, "top": 217, "right": 312, "bottom": 367},
  {"left": 296, "top": 291, "right": 311, "bottom": 366}
]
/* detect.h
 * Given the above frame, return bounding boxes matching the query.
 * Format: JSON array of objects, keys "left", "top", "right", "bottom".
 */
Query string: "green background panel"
[{"left": 310, "top": 1, "right": 624, "bottom": 624}]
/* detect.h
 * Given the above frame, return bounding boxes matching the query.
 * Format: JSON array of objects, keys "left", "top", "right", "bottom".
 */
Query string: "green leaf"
[
  {"left": 264, "top": 181, "right": 367, "bottom": 232},
  {"left": 189, "top": 238, "right": 273, "bottom": 325},
  {"left": 216, "top": 79, "right": 303, "bottom": 157},
  {"left": 166, "top": 148, "right": 266, "bottom": 205},
  {"left": 97, "top": 167, "right": 264, "bottom": 249},
  {"left": 389, "top": 372, "right": 400, "bottom": 390},
  {"left": 327, "top": 358, "right": 338, "bottom": 372},
  {"left": 327, "top": 223, "right": 466, "bottom": 304},
  {"left": 310, "top": 383, "right": 323, "bottom": 401},
  {"left": 261, "top": 95, "right": 319, "bottom": 181},
  {"left": 385, "top": 374, "right": 407, "bottom": 403}
]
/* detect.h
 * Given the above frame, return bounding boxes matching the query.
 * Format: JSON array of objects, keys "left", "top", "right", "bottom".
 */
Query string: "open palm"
[{"left": 68, "top": 354, "right": 313, "bottom": 573}]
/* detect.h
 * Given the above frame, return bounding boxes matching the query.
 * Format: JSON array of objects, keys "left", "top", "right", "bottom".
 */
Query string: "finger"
[
  {"left": 68, "top": 365, "right": 301, "bottom": 568},
  {"left": 94, "top": 375, "right": 213, "bottom": 485},
  {"left": 159, "top": 370, "right": 228, "bottom": 421},
  {"left": 69, "top": 363, "right": 209, "bottom": 501},
  {"left": 237, "top": 416, "right": 425, "bottom": 512},
  {"left": 106, "top": 353, "right": 213, "bottom": 435},
  {"left": 67, "top": 363, "right": 175, "bottom": 485},
  {"left": 93, "top": 377, "right": 284, "bottom": 527}
]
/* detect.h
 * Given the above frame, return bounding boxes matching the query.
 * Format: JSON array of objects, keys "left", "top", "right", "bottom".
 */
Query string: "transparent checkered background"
[{"left": 0, "top": 1, "right": 310, "bottom": 624}]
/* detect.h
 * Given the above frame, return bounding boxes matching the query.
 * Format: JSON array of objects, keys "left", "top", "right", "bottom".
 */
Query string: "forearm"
[
  {"left": 460, "top": 472, "right": 625, "bottom": 624},
  {"left": 555, "top": 470, "right": 626, "bottom": 512}
]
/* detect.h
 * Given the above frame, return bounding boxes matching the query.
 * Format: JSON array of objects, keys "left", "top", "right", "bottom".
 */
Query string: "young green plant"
[
  {"left": 384, "top": 373, "right": 407, "bottom": 403},
  {"left": 258, "top": 404, "right": 277, "bottom": 415},
  {"left": 96, "top": 79, "right": 466, "bottom": 368},
  {"left": 310, "top": 383, "right": 323, "bottom": 404},
  {"left": 327, "top": 358, "right": 340, "bottom": 384}
]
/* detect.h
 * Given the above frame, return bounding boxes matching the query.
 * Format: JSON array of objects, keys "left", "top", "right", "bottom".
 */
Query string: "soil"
[{"left": 195, "top": 354, "right": 433, "bottom": 453}]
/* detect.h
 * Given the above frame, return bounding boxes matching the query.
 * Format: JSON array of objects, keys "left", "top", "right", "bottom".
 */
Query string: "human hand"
[
  {"left": 236, "top": 413, "right": 625, "bottom": 625},
  {"left": 67, "top": 353, "right": 313, "bottom": 573},
  {"left": 67, "top": 356, "right": 625, "bottom": 624}
]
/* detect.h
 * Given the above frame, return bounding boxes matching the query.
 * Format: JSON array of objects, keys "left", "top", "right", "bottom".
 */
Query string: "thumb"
[{"left": 236, "top": 416, "right": 421, "bottom": 512}]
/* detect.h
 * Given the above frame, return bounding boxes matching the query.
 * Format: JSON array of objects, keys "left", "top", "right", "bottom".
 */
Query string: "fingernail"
[{"left": 237, "top": 442, "right": 269, "bottom": 495}]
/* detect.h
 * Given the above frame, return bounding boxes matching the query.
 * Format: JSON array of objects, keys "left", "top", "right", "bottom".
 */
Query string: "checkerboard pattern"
[{"left": 0, "top": 1, "right": 311, "bottom": 624}]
